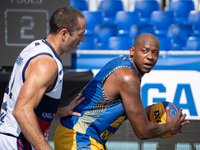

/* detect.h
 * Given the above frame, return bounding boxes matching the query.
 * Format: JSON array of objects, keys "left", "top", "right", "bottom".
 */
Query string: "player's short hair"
[{"left": 49, "top": 6, "right": 84, "bottom": 35}]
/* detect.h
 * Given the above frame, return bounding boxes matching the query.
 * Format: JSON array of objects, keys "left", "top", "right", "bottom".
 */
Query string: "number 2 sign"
[{"left": 5, "top": 9, "right": 49, "bottom": 46}]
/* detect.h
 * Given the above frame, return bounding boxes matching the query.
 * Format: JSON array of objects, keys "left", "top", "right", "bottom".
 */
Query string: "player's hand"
[
  {"left": 166, "top": 107, "right": 189, "bottom": 133},
  {"left": 145, "top": 104, "right": 154, "bottom": 116},
  {"left": 56, "top": 93, "right": 85, "bottom": 117},
  {"left": 67, "top": 93, "right": 85, "bottom": 116}
]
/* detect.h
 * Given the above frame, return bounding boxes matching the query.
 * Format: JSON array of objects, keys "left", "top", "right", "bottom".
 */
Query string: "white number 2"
[{"left": 20, "top": 16, "right": 35, "bottom": 39}]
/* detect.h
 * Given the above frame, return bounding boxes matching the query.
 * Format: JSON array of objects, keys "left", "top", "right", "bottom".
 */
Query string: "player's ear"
[
  {"left": 129, "top": 46, "right": 135, "bottom": 57},
  {"left": 60, "top": 28, "right": 68, "bottom": 38}
]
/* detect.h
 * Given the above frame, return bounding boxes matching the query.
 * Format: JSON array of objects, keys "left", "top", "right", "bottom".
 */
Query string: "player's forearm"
[
  {"left": 142, "top": 122, "right": 171, "bottom": 139},
  {"left": 131, "top": 120, "right": 171, "bottom": 140},
  {"left": 13, "top": 109, "right": 52, "bottom": 150}
]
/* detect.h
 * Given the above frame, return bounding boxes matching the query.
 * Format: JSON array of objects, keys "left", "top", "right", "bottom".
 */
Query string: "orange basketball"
[{"left": 147, "top": 101, "right": 182, "bottom": 139}]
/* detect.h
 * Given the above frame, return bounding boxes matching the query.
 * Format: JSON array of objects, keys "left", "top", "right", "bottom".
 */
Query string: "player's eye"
[{"left": 142, "top": 49, "right": 147, "bottom": 53}]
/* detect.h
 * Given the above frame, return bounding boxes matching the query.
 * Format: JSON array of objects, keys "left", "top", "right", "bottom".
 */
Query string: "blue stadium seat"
[
  {"left": 114, "top": 11, "right": 141, "bottom": 36},
  {"left": 187, "top": 10, "right": 200, "bottom": 36},
  {"left": 129, "top": 24, "right": 155, "bottom": 40},
  {"left": 168, "top": 0, "right": 195, "bottom": 25},
  {"left": 156, "top": 36, "right": 172, "bottom": 51},
  {"left": 167, "top": 24, "right": 194, "bottom": 50},
  {"left": 94, "top": 24, "right": 118, "bottom": 49},
  {"left": 129, "top": 25, "right": 140, "bottom": 40},
  {"left": 76, "top": 35, "right": 96, "bottom": 50},
  {"left": 139, "top": 25, "right": 155, "bottom": 35},
  {"left": 184, "top": 36, "right": 200, "bottom": 51},
  {"left": 98, "top": 0, "right": 124, "bottom": 24},
  {"left": 150, "top": 11, "right": 175, "bottom": 36},
  {"left": 134, "top": 0, "right": 160, "bottom": 24},
  {"left": 107, "top": 36, "right": 133, "bottom": 50},
  {"left": 70, "top": 0, "right": 88, "bottom": 11},
  {"left": 82, "top": 11, "right": 104, "bottom": 35}
]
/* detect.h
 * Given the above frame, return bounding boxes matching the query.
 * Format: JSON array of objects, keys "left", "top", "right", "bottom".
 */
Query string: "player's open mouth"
[{"left": 143, "top": 63, "right": 153, "bottom": 69}]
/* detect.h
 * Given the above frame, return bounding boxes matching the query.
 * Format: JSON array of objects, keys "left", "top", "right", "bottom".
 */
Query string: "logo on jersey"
[
  {"left": 42, "top": 112, "right": 55, "bottom": 119},
  {"left": 35, "top": 42, "right": 40, "bottom": 46},
  {"left": 0, "top": 102, "right": 8, "bottom": 125},
  {"left": 16, "top": 55, "right": 23, "bottom": 66}
]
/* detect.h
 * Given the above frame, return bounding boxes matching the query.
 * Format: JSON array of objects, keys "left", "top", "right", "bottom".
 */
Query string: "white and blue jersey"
[{"left": 0, "top": 39, "right": 63, "bottom": 150}]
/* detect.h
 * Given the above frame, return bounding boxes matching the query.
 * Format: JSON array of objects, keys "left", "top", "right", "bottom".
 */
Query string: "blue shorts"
[{"left": 54, "top": 124, "right": 108, "bottom": 150}]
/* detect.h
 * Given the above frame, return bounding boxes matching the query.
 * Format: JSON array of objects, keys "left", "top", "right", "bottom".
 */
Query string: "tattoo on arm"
[
  {"left": 126, "top": 102, "right": 143, "bottom": 119},
  {"left": 113, "top": 72, "right": 125, "bottom": 84},
  {"left": 127, "top": 81, "right": 143, "bottom": 119},
  {"left": 147, "top": 123, "right": 170, "bottom": 137},
  {"left": 113, "top": 72, "right": 140, "bottom": 97},
  {"left": 126, "top": 103, "right": 134, "bottom": 115},
  {"left": 126, "top": 81, "right": 140, "bottom": 98},
  {"left": 114, "top": 72, "right": 142, "bottom": 118},
  {"left": 113, "top": 72, "right": 140, "bottom": 98}
]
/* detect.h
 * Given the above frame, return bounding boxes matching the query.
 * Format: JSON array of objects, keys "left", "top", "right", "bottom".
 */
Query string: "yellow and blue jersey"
[{"left": 60, "top": 56, "right": 138, "bottom": 145}]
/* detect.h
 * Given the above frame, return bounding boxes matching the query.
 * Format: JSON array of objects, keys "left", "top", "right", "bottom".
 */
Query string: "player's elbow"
[
  {"left": 136, "top": 134, "right": 149, "bottom": 140},
  {"left": 12, "top": 107, "right": 25, "bottom": 121},
  {"left": 12, "top": 108, "right": 20, "bottom": 119},
  {"left": 135, "top": 130, "right": 150, "bottom": 140},
  {"left": 136, "top": 134, "right": 144, "bottom": 140}
]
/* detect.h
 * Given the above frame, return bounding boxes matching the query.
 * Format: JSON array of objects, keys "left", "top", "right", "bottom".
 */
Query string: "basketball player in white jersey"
[{"left": 0, "top": 6, "right": 86, "bottom": 150}]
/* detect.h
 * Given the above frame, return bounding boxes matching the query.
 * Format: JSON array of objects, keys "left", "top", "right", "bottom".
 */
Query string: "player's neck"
[{"left": 46, "top": 34, "right": 62, "bottom": 56}]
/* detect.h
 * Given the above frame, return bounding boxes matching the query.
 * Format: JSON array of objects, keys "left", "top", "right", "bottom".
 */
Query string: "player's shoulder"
[
  {"left": 29, "top": 54, "right": 58, "bottom": 74},
  {"left": 114, "top": 67, "right": 138, "bottom": 82},
  {"left": 115, "top": 67, "right": 137, "bottom": 75}
]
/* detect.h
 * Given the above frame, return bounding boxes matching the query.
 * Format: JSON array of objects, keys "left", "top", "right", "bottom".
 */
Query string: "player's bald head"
[{"left": 133, "top": 33, "right": 160, "bottom": 50}]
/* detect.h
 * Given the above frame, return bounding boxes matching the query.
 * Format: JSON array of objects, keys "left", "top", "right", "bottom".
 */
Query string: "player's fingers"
[
  {"left": 76, "top": 97, "right": 85, "bottom": 105},
  {"left": 70, "top": 94, "right": 85, "bottom": 106},
  {"left": 180, "top": 113, "right": 187, "bottom": 121},
  {"left": 176, "top": 108, "right": 183, "bottom": 118},
  {"left": 166, "top": 106, "right": 170, "bottom": 116},
  {"left": 145, "top": 105, "right": 153, "bottom": 114},
  {"left": 181, "top": 120, "right": 189, "bottom": 127},
  {"left": 71, "top": 112, "right": 81, "bottom": 117},
  {"left": 73, "top": 93, "right": 83, "bottom": 101}
]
